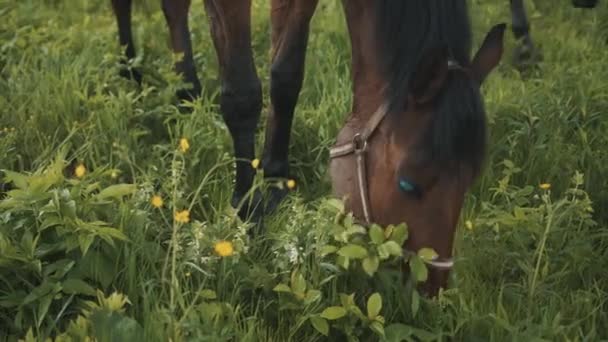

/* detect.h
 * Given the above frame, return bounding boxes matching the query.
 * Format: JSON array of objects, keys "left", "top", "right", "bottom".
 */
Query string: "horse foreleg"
[
  {"left": 204, "top": 0, "right": 263, "bottom": 222},
  {"left": 162, "top": 0, "right": 201, "bottom": 102},
  {"left": 111, "top": 0, "right": 142, "bottom": 83},
  {"left": 261, "top": 0, "right": 319, "bottom": 213},
  {"left": 510, "top": 0, "right": 541, "bottom": 69}
]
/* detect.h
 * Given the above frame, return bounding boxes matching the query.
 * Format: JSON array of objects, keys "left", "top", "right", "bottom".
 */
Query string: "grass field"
[{"left": 1, "top": 0, "right": 608, "bottom": 341}]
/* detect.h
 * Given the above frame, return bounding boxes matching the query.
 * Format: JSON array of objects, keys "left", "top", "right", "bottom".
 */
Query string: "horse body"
[{"left": 111, "top": 0, "right": 504, "bottom": 296}]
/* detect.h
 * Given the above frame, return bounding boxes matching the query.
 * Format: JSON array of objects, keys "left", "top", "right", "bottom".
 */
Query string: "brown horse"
[{"left": 111, "top": 0, "right": 505, "bottom": 296}]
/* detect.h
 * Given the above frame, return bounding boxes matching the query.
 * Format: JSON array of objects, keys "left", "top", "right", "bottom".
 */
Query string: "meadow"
[{"left": 1, "top": 0, "right": 608, "bottom": 341}]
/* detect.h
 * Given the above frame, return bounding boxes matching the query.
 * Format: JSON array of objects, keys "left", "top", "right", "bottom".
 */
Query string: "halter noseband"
[{"left": 328, "top": 58, "right": 467, "bottom": 271}]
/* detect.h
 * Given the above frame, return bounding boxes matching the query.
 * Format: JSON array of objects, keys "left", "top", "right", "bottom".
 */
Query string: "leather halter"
[{"left": 328, "top": 58, "right": 468, "bottom": 271}]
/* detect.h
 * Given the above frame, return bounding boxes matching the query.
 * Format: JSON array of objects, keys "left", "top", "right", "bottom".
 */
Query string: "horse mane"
[{"left": 374, "top": 0, "right": 487, "bottom": 176}]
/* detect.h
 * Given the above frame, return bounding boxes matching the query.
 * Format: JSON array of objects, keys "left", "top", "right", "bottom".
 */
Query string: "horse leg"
[
  {"left": 572, "top": 0, "right": 599, "bottom": 8},
  {"left": 162, "top": 0, "right": 202, "bottom": 102},
  {"left": 111, "top": 0, "right": 142, "bottom": 83},
  {"left": 510, "top": 0, "right": 540, "bottom": 69},
  {"left": 261, "top": 0, "right": 319, "bottom": 213},
  {"left": 204, "top": 0, "right": 263, "bottom": 221}
]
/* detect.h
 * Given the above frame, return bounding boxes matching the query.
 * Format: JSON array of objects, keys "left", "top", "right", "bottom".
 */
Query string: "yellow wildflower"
[
  {"left": 539, "top": 183, "right": 551, "bottom": 190},
  {"left": 286, "top": 179, "right": 296, "bottom": 190},
  {"left": 179, "top": 138, "right": 190, "bottom": 153},
  {"left": 185, "top": 271, "right": 191, "bottom": 277},
  {"left": 465, "top": 220, "right": 474, "bottom": 230},
  {"left": 110, "top": 171, "right": 118, "bottom": 179},
  {"left": 251, "top": 158, "right": 260, "bottom": 169},
  {"left": 151, "top": 195, "right": 163, "bottom": 208},
  {"left": 75, "top": 164, "right": 86, "bottom": 178},
  {"left": 214, "top": 240, "right": 234, "bottom": 257},
  {"left": 174, "top": 209, "right": 190, "bottom": 223}
]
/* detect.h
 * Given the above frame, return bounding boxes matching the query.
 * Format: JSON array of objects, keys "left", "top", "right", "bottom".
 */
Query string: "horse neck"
[{"left": 342, "top": 0, "right": 388, "bottom": 126}]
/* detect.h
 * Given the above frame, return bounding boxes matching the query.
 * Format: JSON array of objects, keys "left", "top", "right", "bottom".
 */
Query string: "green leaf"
[
  {"left": 273, "top": 284, "right": 292, "bottom": 293},
  {"left": 62, "top": 278, "right": 97, "bottom": 296},
  {"left": 369, "top": 225, "right": 385, "bottom": 244},
  {"left": 385, "top": 324, "right": 413, "bottom": 342},
  {"left": 79, "top": 250, "right": 116, "bottom": 289},
  {"left": 320, "top": 306, "right": 347, "bottom": 320},
  {"left": 384, "top": 225, "right": 394, "bottom": 239},
  {"left": 370, "top": 321, "right": 385, "bottom": 337},
  {"left": 325, "top": 198, "right": 344, "bottom": 213},
  {"left": 390, "top": 224, "right": 409, "bottom": 245},
  {"left": 381, "top": 241, "right": 402, "bottom": 257},
  {"left": 23, "top": 281, "right": 55, "bottom": 305},
  {"left": 22, "top": 328, "right": 36, "bottom": 342},
  {"left": 513, "top": 206, "right": 526, "bottom": 220},
  {"left": 362, "top": 256, "right": 379, "bottom": 276},
  {"left": 417, "top": 248, "right": 438, "bottom": 262},
  {"left": 90, "top": 310, "right": 144, "bottom": 342},
  {"left": 94, "top": 226, "right": 128, "bottom": 241},
  {"left": 409, "top": 256, "right": 428, "bottom": 282},
  {"left": 339, "top": 293, "right": 355, "bottom": 308},
  {"left": 78, "top": 234, "right": 95, "bottom": 255},
  {"left": 200, "top": 289, "right": 217, "bottom": 300},
  {"left": 305, "top": 290, "right": 322, "bottom": 304},
  {"left": 37, "top": 293, "right": 54, "bottom": 327},
  {"left": 40, "top": 216, "right": 62, "bottom": 231},
  {"left": 411, "top": 290, "right": 420, "bottom": 317},
  {"left": 95, "top": 184, "right": 136, "bottom": 200},
  {"left": 291, "top": 272, "right": 307, "bottom": 295},
  {"left": 336, "top": 255, "right": 350, "bottom": 269},
  {"left": 367, "top": 293, "right": 382, "bottom": 319},
  {"left": 377, "top": 244, "right": 390, "bottom": 260},
  {"left": 2, "top": 170, "right": 28, "bottom": 189},
  {"left": 337, "top": 244, "right": 368, "bottom": 259},
  {"left": 346, "top": 224, "right": 367, "bottom": 236},
  {"left": 310, "top": 316, "right": 329, "bottom": 336},
  {"left": 320, "top": 245, "right": 338, "bottom": 257}
]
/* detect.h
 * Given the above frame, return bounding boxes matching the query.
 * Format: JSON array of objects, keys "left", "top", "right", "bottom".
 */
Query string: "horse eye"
[{"left": 398, "top": 178, "right": 422, "bottom": 199}]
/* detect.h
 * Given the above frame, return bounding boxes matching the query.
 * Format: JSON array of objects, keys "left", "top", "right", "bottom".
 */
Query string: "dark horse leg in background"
[
  {"left": 112, "top": 0, "right": 201, "bottom": 101},
  {"left": 204, "top": 0, "right": 264, "bottom": 221},
  {"left": 510, "top": 0, "right": 599, "bottom": 68},
  {"left": 111, "top": 0, "right": 142, "bottom": 83},
  {"left": 509, "top": 0, "right": 540, "bottom": 68},
  {"left": 261, "top": 0, "right": 319, "bottom": 212},
  {"left": 572, "top": 0, "right": 599, "bottom": 8},
  {"left": 161, "top": 0, "right": 202, "bottom": 101}
]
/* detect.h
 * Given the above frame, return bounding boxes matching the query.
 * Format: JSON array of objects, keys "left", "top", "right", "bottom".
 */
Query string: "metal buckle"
[{"left": 352, "top": 133, "right": 368, "bottom": 153}]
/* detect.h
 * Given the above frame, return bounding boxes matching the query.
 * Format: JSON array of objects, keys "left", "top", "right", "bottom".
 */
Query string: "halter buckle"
[{"left": 352, "top": 133, "right": 368, "bottom": 154}]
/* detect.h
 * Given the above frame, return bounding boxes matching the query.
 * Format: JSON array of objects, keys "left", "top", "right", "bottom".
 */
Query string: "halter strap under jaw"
[{"left": 328, "top": 59, "right": 468, "bottom": 271}]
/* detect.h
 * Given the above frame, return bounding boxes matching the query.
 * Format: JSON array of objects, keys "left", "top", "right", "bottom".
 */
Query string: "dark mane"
[{"left": 374, "top": 0, "right": 487, "bottom": 175}]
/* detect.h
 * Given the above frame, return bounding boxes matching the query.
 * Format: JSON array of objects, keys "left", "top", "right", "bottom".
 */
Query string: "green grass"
[{"left": 1, "top": 0, "right": 608, "bottom": 341}]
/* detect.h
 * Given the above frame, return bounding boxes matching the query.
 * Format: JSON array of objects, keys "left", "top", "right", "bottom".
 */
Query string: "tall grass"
[{"left": 1, "top": 0, "right": 607, "bottom": 341}]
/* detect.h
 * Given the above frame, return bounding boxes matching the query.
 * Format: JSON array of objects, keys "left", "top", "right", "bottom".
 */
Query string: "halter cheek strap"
[{"left": 328, "top": 59, "right": 466, "bottom": 271}]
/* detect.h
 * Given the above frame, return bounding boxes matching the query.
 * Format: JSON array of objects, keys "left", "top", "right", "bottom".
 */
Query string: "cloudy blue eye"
[{"left": 398, "top": 178, "right": 422, "bottom": 198}]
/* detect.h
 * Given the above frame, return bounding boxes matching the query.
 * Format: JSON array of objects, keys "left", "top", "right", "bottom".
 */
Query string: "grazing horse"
[
  {"left": 510, "top": 0, "right": 599, "bottom": 67},
  {"left": 110, "top": 0, "right": 505, "bottom": 296}
]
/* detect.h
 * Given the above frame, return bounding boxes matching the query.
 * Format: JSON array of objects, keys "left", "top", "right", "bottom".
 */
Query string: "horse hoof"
[
  {"left": 572, "top": 0, "right": 598, "bottom": 8},
  {"left": 264, "top": 186, "right": 289, "bottom": 215},
  {"left": 175, "top": 84, "right": 202, "bottom": 104},
  {"left": 119, "top": 67, "right": 142, "bottom": 84},
  {"left": 232, "top": 190, "right": 265, "bottom": 226},
  {"left": 512, "top": 43, "right": 542, "bottom": 71}
]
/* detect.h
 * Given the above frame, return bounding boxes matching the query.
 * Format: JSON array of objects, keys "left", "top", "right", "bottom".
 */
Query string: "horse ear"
[
  {"left": 409, "top": 46, "right": 449, "bottom": 104},
  {"left": 471, "top": 23, "right": 506, "bottom": 84}
]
